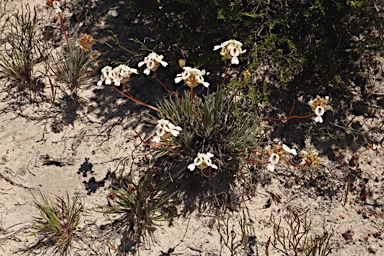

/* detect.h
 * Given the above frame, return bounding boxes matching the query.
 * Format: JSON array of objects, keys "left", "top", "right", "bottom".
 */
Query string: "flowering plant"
[
  {"left": 213, "top": 39, "right": 246, "bottom": 65},
  {"left": 174, "top": 67, "right": 209, "bottom": 88},
  {"left": 138, "top": 52, "right": 168, "bottom": 75}
]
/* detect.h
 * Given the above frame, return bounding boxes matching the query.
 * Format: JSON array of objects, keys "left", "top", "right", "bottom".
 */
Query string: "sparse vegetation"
[
  {"left": 30, "top": 191, "right": 84, "bottom": 255},
  {"left": 266, "top": 209, "right": 333, "bottom": 256},
  {"left": 0, "top": 0, "right": 382, "bottom": 255}
]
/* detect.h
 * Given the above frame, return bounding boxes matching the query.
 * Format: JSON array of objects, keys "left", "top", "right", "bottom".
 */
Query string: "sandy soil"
[{"left": 0, "top": 0, "right": 383, "bottom": 255}]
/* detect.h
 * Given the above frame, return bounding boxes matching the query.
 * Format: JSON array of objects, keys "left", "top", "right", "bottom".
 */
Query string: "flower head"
[
  {"left": 77, "top": 34, "right": 94, "bottom": 50},
  {"left": 97, "top": 66, "right": 115, "bottom": 86},
  {"left": 174, "top": 67, "right": 209, "bottom": 88},
  {"left": 47, "top": 0, "right": 62, "bottom": 13},
  {"left": 299, "top": 150, "right": 320, "bottom": 169},
  {"left": 265, "top": 143, "right": 296, "bottom": 172},
  {"left": 138, "top": 52, "right": 168, "bottom": 75},
  {"left": 97, "top": 65, "right": 138, "bottom": 86},
  {"left": 267, "top": 153, "right": 280, "bottom": 172},
  {"left": 152, "top": 119, "right": 182, "bottom": 143},
  {"left": 113, "top": 65, "right": 138, "bottom": 86},
  {"left": 308, "top": 96, "right": 331, "bottom": 123},
  {"left": 188, "top": 152, "right": 218, "bottom": 171},
  {"left": 213, "top": 39, "right": 246, "bottom": 65}
]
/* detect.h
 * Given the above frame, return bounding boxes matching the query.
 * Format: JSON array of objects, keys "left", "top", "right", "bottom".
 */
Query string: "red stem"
[
  {"left": 111, "top": 84, "right": 160, "bottom": 112},
  {"left": 134, "top": 131, "right": 182, "bottom": 151},
  {"left": 261, "top": 113, "right": 315, "bottom": 122},
  {"left": 220, "top": 60, "right": 232, "bottom": 88},
  {"left": 58, "top": 13, "right": 68, "bottom": 42},
  {"left": 154, "top": 71, "right": 184, "bottom": 104}
]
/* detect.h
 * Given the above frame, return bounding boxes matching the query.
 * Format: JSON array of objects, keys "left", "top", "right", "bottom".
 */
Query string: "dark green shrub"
[{"left": 157, "top": 85, "right": 264, "bottom": 174}]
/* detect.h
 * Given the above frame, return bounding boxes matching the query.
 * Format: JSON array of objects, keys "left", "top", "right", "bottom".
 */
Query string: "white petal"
[
  {"left": 290, "top": 149, "right": 297, "bottom": 156},
  {"left": 315, "top": 106, "right": 325, "bottom": 116},
  {"left": 206, "top": 152, "right": 214, "bottom": 158},
  {"left": 160, "top": 61, "right": 168, "bottom": 67},
  {"left": 156, "top": 127, "right": 165, "bottom": 137},
  {"left": 267, "top": 163, "right": 275, "bottom": 172},
  {"left": 174, "top": 77, "right": 183, "bottom": 83},
  {"left": 97, "top": 80, "right": 103, "bottom": 86},
  {"left": 231, "top": 57, "right": 239, "bottom": 65},
  {"left": 143, "top": 68, "right": 150, "bottom": 75},
  {"left": 187, "top": 164, "right": 196, "bottom": 171},
  {"left": 283, "top": 144, "right": 297, "bottom": 156},
  {"left": 170, "top": 130, "right": 180, "bottom": 137},
  {"left": 152, "top": 136, "right": 161, "bottom": 143},
  {"left": 315, "top": 115, "right": 323, "bottom": 123},
  {"left": 138, "top": 61, "right": 145, "bottom": 67},
  {"left": 210, "top": 164, "right": 218, "bottom": 169},
  {"left": 105, "top": 78, "right": 112, "bottom": 85},
  {"left": 269, "top": 153, "right": 280, "bottom": 164},
  {"left": 194, "top": 156, "right": 203, "bottom": 166},
  {"left": 213, "top": 45, "right": 222, "bottom": 51},
  {"left": 202, "top": 82, "right": 210, "bottom": 87},
  {"left": 229, "top": 46, "right": 240, "bottom": 57}
]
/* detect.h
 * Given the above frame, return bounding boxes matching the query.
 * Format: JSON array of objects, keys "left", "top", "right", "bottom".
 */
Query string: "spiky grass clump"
[
  {"left": 157, "top": 87, "right": 264, "bottom": 172},
  {"left": 0, "top": 4, "right": 44, "bottom": 92},
  {"left": 102, "top": 169, "right": 175, "bottom": 243},
  {"left": 52, "top": 40, "right": 94, "bottom": 98},
  {"left": 30, "top": 191, "right": 84, "bottom": 255}
]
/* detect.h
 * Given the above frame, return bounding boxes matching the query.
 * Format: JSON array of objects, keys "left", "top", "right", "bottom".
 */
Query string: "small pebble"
[{"left": 368, "top": 245, "right": 377, "bottom": 254}]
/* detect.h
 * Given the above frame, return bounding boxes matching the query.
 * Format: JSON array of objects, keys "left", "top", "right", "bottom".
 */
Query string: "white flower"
[
  {"left": 97, "top": 66, "right": 116, "bottom": 86},
  {"left": 267, "top": 153, "right": 280, "bottom": 172},
  {"left": 113, "top": 65, "right": 138, "bottom": 86},
  {"left": 213, "top": 39, "right": 246, "bottom": 65},
  {"left": 282, "top": 144, "right": 297, "bottom": 156},
  {"left": 308, "top": 96, "right": 331, "bottom": 123},
  {"left": 138, "top": 52, "right": 168, "bottom": 75},
  {"left": 52, "top": 1, "right": 62, "bottom": 14},
  {"left": 314, "top": 106, "right": 325, "bottom": 123},
  {"left": 174, "top": 67, "right": 209, "bottom": 88},
  {"left": 188, "top": 152, "right": 218, "bottom": 171},
  {"left": 152, "top": 119, "right": 182, "bottom": 143}
]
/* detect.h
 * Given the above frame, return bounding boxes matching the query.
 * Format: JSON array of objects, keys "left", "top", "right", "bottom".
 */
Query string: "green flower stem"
[
  {"left": 261, "top": 113, "right": 314, "bottom": 122},
  {"left": 111, "top": 84, "right": 160, "bottom": 112}
]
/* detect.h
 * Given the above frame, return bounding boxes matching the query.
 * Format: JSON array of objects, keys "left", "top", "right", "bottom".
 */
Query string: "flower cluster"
[
  {"left": 299, "top": 151, "right": 320, "bottom": 169},
  {"left": 152, "top": 119, "right": 182, "bottom": 143},
  {"left": 77, "top": 34, "right": 94, "bottom": 51},
  {"left": 266, "top": 143, "right": 297, "bottom": 172},
  {"left": 188, "top": 152, "right": 218, "bottom": 171},
  {"left": 308, "top": 95, "right": 331, "bottom": 123},
  {"left": 138, "top": 52, "right": 168, "bottom": 75},
  {"left": 174, "top": 67, "right": 209, "bottom": 88},
  {"left": 97, "top": 65, "right": 138, "bottom": 86},
  {"left": 213, "top": 39, "right": 246, "bottom": 65}
]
